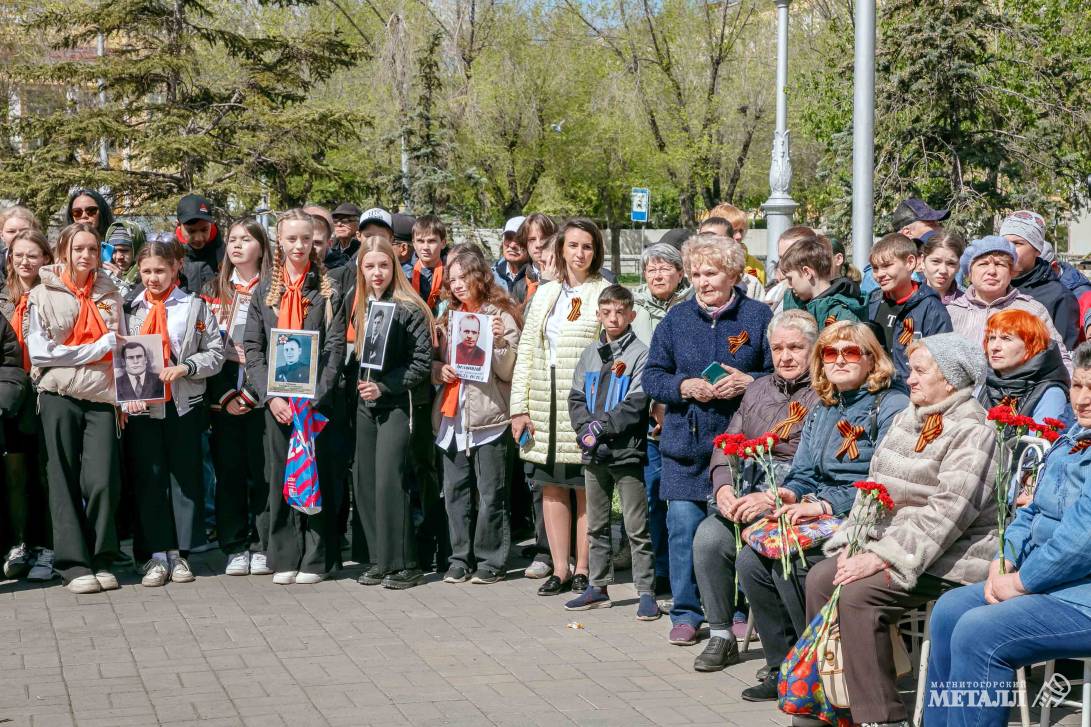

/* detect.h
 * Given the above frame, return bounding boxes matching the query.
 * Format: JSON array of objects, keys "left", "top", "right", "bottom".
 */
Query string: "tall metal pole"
[
  {"left": 761, "top": 0, "right": 797, "bottom": 278},
  {"left": 97, "top": 33, "right": 108, "bottom": 169},
  {"left": 851, "top": 0, "right": 876, "bottom": 268}
]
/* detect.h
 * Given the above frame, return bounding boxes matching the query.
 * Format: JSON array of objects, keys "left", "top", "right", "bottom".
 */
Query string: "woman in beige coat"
[{"left": 510, "top": 218, "right": 611, "bottom": 596}]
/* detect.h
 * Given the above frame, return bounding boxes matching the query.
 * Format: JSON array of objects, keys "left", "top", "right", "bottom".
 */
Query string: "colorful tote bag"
[
  {"left": 743, "top": 514, "right": 843, "bottom": 560},
  {"left": 778, "top": 610, "right": 853, "bottom": 727}
]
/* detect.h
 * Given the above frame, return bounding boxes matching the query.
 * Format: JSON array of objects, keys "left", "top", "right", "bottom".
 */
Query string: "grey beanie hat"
[
  {"left": 919, "top": 333, "right": 986, "bottom": 390},
  {"left": 998, "top": 210, "right": 1046, "bottom": 253}
]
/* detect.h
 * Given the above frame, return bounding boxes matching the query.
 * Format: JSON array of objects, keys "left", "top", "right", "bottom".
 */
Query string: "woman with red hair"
[{"left": 980, "top": 309, "right": 1070, "bottom": 424}]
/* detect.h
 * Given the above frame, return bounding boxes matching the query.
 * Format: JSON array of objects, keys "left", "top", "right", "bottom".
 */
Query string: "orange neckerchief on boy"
[
  {"left": 277, "top": 263, "right": 310, "bottom": 329},
  {"left": 412, "top": 260, "right": 444, "bottom": 310},
  {"left": 11, "top": 292, "right": 29, "bottom": 370},
  {"left": 438, "top": 303, "right": 480, "bottom": 418},
  {"left": 140, "top": 284, "right": 177, "bottom": 401},
  {"left": 61, "top": 269, "right": 110, "bottom": 361}
]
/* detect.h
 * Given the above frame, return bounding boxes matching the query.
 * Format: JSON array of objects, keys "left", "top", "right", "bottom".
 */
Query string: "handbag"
[
  {"left": 743, "top": 514, "right": 843, "bottom": 560},
  {"left": 817, "top": 604, "right": 913, "bottom": 709},
  {"left": 778, "top": 610, "right": 853, "bottom": 727}
]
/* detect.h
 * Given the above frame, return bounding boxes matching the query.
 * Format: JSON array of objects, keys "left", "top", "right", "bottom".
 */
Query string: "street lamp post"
[
  {"left": 851, "top": 0, "right": 877, "bottom": 268},
  {"left": 762, "top": 0, "right": 797, "bottom": 278}
]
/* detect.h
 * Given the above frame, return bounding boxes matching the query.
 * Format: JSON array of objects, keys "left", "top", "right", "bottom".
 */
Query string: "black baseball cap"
[
  {"left": 891, "top": 198, "right": 949, "bottom": 232},
  {"left": 392, "top": 213, "right": 416, "bottom": 243},
  {"left": 332, "top": 202, "right": 361, "bottom": 219},
  {"left": 176, "top": 194, "right": 214, "bottom": 224}
]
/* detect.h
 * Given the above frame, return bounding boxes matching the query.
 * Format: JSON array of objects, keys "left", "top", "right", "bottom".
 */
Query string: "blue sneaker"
[
  {"left": 564, "top": 585, "right": 611, "bottom": 611},
  {"left": 636, "top": 593, "right": 661, "bottom": 621}
]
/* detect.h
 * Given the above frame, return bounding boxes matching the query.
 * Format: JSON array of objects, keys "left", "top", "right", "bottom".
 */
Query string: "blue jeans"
[
  {"left": 666, "top": 499, "right": 707, "bottom": 627},
  {"left": 926, "top": 582, "right": 1091, "bottom": 727},
  {"left": 645, "top": 440, "right": 669, "bottom": 580}
]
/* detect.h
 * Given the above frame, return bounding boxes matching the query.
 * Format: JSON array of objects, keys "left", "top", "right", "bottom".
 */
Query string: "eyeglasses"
[
  {"left": 645, "top": 266, "right": 678, "bottom": 276},
  {"left": 821, "top": 345, "right": 869, "bottom": 364},
  {"left": 333, "top": 218, "right": 355, "bottom": 226},
  {"left": 72, "top": 206, "right": 98, "bottom": 219}
]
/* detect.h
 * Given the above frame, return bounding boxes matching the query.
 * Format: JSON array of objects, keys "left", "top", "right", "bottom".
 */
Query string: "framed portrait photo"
[
  {"left": 224, "top": 291, "right": 252, "bottom": 363},
  {"left": 267, "top": 328, "right": 320, "bottom": 399},
  {"left": 360, "top": 300, "right": 396, "bottom": 371},
  {"left": 113, "top": 334, "right": 167, "bottom": 404},
  {"left": 449, "top": 310, "right": 493, "bottom": 384}
]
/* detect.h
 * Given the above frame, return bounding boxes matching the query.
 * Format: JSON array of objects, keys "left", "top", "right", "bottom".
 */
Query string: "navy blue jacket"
[
  {"left": 644, "top": 294, "right": 773, "bottom": 502},
  {"left": 868, "top": 283, "right": 952, "bottom": 380},
  {"left": 1013, "top": 258, "right": 1080, "bottom": 350}
]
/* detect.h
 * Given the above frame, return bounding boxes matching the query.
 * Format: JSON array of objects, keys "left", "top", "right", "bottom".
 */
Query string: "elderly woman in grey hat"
[{"left": 803, "top": 332, "right": 1000, "bottom": 726}]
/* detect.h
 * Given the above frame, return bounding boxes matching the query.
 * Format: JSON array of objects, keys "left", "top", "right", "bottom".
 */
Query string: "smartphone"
[
  {"left": 702, "top": 361, "right": 729, "bottom": 384},
  {"left": 100, "top": 242, "right": 115, "bottom": 265},
  {"left": 518, "top": 429, "right": 533, "bottom": 448}
]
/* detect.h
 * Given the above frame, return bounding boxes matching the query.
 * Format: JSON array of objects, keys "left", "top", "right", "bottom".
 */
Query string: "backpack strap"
[{"left": 869, "top": 388, "right": 889, "bottom": 442}]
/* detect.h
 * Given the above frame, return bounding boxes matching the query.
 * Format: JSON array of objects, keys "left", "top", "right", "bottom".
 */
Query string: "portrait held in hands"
[
  {"left": 267, "top": 328, "right": 319, "bottom": 399},
  {"left": 360, "top": 300, "right": 396, "bottom": 371},
  {"left": 113, "top": 335, "right": 166, "bottom": 404},
  {"left": 449, "top": 310, "right": 493, "bottom": 383}
]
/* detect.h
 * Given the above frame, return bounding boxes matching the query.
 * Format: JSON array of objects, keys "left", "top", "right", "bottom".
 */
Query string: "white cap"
[
  {"left": 503, "top": 216, "right": 527, "bottom": 236},
  {"left": 358, "top": 207, "right": 393, "bottom": 230}
]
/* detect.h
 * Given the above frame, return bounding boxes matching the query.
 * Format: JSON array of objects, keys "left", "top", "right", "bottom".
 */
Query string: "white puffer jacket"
[{"left": 510, "top": 277, "right": 610, "bottom": 464}]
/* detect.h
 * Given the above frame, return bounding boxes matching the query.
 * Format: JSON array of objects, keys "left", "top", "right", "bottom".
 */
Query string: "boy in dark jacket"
[
  {"left": 868, "top": 233, "right": 953, "bottom": 379},
  {"left": 565, "top": 286, "right": 659, "bottom": 620},
  {"left": 779, "top": 234, "right": 866, "bottom": 329}
]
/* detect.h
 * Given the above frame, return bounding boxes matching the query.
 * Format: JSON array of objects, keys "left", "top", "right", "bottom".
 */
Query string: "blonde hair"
[
  {"left": 810, "top": 321, "right": 895, "bottom": 405},
  {"left": 681, "top": 235, "right": 745, "bottom": 280},
  {"left": 704, "top": 203, "right": 748, "bottom": 235},
  {"left": 353, "top": 236, "right": 434, "bottom": 355},
  {"left": 5, "top": 229, "right": 53, "bottom": 298},
  {"left": 55, "top": 223, "right": 101, "bottom": 273},
  {"left": 0, "top": 206, "right": 40, "bottom": 241},
  {"left": 265, "top": 209, "right": 333, "bottom": 306}
]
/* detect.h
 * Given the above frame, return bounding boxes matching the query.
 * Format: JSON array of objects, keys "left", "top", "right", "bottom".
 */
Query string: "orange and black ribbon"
[
  {"left": 612, "top": 361, "right": 627, "bottom": 377},
  {"left": 567, "top": 298, "right": 582, "bottom": 321},
  {"left": 898, "top": 317, "right": 915, "bottom": 347},
  {"left": 835, "top": 420, "right": 865, "bottom": 460},
  {"left": 998, "top": 395, "right": 1019, "bottom": 414},
  {"left": 915, "top": 413, "right": 943, "bottom": 453},
  {"left": 825, "top": 314, "right": 837, "bottom": 327},
  {"left": 1070, "top": 440, "right": 1091, "bottom": 455},
  {"left": 728, "top": 330, "right": 749, "bottom": 355},
  {"left": 770, "top": 401, "right": 809, "bottom": 440}
]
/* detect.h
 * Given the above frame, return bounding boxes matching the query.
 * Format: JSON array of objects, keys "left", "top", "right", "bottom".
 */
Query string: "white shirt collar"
[{"left": 135, "top": 286, "right": 189, "bottom": 308}]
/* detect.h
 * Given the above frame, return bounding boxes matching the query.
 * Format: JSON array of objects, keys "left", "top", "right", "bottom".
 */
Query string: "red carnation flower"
[
  {"left": 1040, "top": 428, "right": 1061, "bottom": 443},
  {"left": 987, "top": 406, "right": 1016, "bottom": 425},
  {"left": 1043, "top": 417, "right": 1066, "bottom": 431}
]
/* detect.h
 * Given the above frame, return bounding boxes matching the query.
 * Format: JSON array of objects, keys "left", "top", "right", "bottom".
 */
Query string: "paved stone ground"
[{"left": 0, "top": 547, "right": 1080, "bottom": 726}]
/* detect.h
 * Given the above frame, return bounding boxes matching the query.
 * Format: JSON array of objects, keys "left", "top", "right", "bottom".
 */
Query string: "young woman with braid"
[
  {"left": 243, "top": 210, "right": 345, "bottom": 585},
  {"left": 123, "top": 240, "right": 224, "bottom": 587}
]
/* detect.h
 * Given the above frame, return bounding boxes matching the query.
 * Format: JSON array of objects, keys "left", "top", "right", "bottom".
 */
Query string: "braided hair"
[{"left": 265, "top": 209, "right": 334, "bottom": 308}]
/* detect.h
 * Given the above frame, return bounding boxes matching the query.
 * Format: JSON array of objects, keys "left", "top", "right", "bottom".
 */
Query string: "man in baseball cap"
[
  {"left": 493, "top": 216, "right": 529, "bottom": 294},
  {"left": 174, "top": 193, "right": 223, "bottom": 293},
  {"left": 327, "top": 203, "right": 362, "bottom": 269},
  {"left": 890, "top": 197, "right": 949, "bottom": 244},
  {"left": 390, "top": 213, "right": 417, "bottom": 277},
  {"left": 1000, "top": 209, "right": 1080, "bottom": 348}
]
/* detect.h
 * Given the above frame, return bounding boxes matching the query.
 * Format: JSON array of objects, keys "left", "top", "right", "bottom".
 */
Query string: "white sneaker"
[
  {"left": 524, "top": 560, "right": 552, "bottom": 579},
  {"left": 225, "top": 551, "right": 250, "bottom": 576},
  {"left": 67, "top": 574, "right": 102, "bottom": 594},
  {"left": 141, "top": 559, "right": 169, "bottom": 587},
  {"left": 294, "top": 572, "right": 325, "bottom": 585},
  {"left": 249, "top": 552, "right": 273, "bottom": 575},
  {"left": 272, "top": 571, "right": 297, "bottom": 585},
  {"left": 27, "top": 549, "right": 56, "bottom": 581},
  {"left": 94, "top": 571, "right": 119, "bottom": 591},
  {"left": 169, "top": 555, "right": 195, "bottom": 583}
]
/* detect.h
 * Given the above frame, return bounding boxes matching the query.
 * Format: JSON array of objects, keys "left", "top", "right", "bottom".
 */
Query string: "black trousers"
[
  {"left": 265, "top": 410, "right": 339, "bottom": 575},
  {"left": 127, "top": 402, "right": 207, "bottom": 556},
  {"left": 211, "top": 406, "right": 268, "bottom": 554},
  {"left": 2, "top": 415, "right": 50, "bottom": 550},
  {"left": 410, "top": 403, "right": 448, "bottom": 572},
  {"left": 354, "top": 404, "right": 416, "bottom": 573},
  {"left": 442, "top": 433, "right": 512, "bottom": 574},
  {"left": 39, "top": 392, "right": 121, "bottom": 583}
]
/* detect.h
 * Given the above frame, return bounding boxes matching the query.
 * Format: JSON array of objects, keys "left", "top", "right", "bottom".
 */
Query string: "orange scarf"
[
  {"left": 140, "top": 285, "right": 176, "bottom": 402},
  {"left": 914, "top": 412, "right": 943, "bottom": 453},
  {"left": 525, "top": 279, "right": 539, "bottom": 302},
  {"left": 412, "top": 260, "right": 444, "bottom": 310},
  {"left": 11, "top": 292, "right": 29, "bottom": 371},
  {"left": 438, "top": 303, "right": 480, "bottom": 418},
  {"left": 61, "top": 270, "right": 110, "bottom": 361},
  {"left": 277, "top": 263, "right": 310, "bottom": 329}
]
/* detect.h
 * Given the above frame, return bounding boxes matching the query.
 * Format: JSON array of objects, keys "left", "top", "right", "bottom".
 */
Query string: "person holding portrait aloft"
[
  {"left": 123, "top": 239, "right": 223, "bottom": 587},
  {"left": 26, "top": 223, "right": 124, "bottom": 594},
  {"left": 244, "top": 210, "right": 345, "bottom": 586}
]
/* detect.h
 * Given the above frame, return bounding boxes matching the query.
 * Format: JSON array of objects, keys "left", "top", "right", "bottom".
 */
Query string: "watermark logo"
[{"left": 1034, "top": 673, "right": 1072, "bottom": 708}]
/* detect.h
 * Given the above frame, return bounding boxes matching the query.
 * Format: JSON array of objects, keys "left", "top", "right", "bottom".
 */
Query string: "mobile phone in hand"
[
  {"left": 518, "top": 429, "right": 533, "bottom": 448},
  {"left": 702, "top": 361, "right": 729, "bottom": 384}
]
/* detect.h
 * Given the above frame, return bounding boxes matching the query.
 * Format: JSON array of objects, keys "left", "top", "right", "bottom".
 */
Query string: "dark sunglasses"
[
  {"left": 72, "top": 206, "right": 99, "bottom": 218},
  {"left": 821, "top": 345, "right": 869, "bottom": 364}
]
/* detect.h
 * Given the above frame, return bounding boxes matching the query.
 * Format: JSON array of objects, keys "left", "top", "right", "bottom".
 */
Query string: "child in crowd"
[
  {"left": 243, "top": 210, "right": 345, "bottom": 585},
  {"left": 433, "top": 246, "right": 522, "bottom": 585},
  {"left": 564, "top": 285, "right": 659, "bottom": 620},
  {"left": 411, "top": 215, "right": 447, "bottom": 314},
  {"left": 124, "top": 240, "right": 224, "bottom": 586},
  {"left": 867, "top": 233, "right": 953, "bottom": 379},
  {"left": 203, "top": 218, "right": 272, "bottom": 577},
  {"left": 102, "top": 220, "right": 146, "bottom": 300},
  {"left": 351, "top": 236, "right": 433, "bottom": 589},
  {"left": 779, "top": 234, "right": 865, "bottom": 330},
  {"left": 920, "top": 230, "right": 968, "bottom": 305}
]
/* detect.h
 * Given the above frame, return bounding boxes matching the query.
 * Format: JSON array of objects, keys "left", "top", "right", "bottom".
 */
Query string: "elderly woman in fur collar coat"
[{"left": 804, "top": 333, "right": 999, "bottom": 727}]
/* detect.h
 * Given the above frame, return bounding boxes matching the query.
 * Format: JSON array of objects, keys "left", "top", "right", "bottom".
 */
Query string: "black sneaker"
[
  {"left": 741, "top": 672, "right": 779, "bottom": 702},
  {"left": 693, "top": 636, "right": 740, "bottom": 672},
  {"left": 357, "top": 564, "right": 383, "bottom": 586},
  {"left": 537, "top": 575, "right": 572, "bottom": 596},
  {"left": 470, "top": 569, "right": 503, "bottom": 584},
  {"left": 443, "top": 565, "right": 470, "bottom": 583},
  {"left": 571, "top": 573, "right": 589, "bottom": 593},
  {"left": 381, "top": 569, "right": 423, "bottom": 590}
]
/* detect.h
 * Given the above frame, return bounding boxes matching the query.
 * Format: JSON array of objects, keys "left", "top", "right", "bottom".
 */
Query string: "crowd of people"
[{"left": 2, "top": 191, "right": 1091, "bottom": 726}]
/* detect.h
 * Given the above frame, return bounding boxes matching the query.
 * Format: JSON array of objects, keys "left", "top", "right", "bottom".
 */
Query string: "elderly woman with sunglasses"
[{"left": 729, "top": 321, "right": 908, "bottom": 701}]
